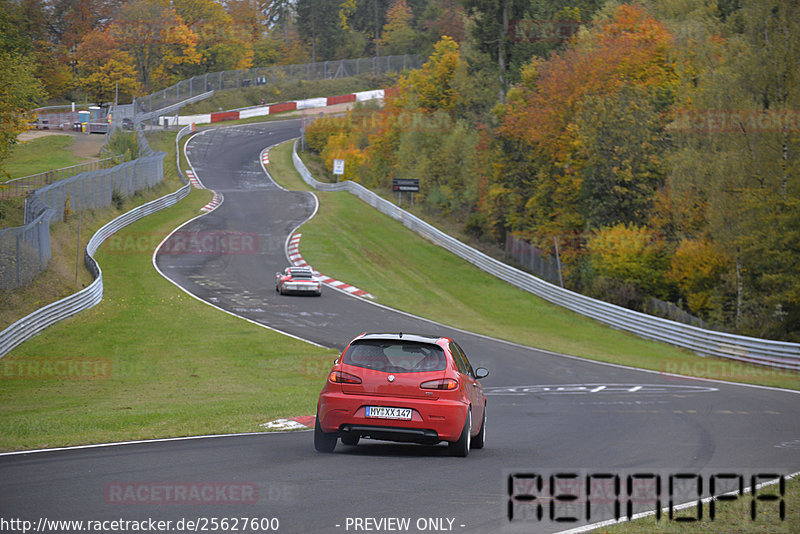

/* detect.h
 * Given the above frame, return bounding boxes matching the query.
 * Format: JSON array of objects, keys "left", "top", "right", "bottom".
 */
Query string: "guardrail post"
[{"left": 15, "top": 233, "right": 21, "bottom": 286}]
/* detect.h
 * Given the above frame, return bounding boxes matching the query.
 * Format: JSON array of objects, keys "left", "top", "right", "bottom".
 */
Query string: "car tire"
[
  {"left": 314, "top": 416, "right": 337, "bottom": 453},
  {"left": 340, "top": 433, "right": 359, "bottom": 446},
  {"left": 449, "top": 408, "right": 471, "bottom": 457},
  {"left": 472, "top": 406, "right": 486, "bottom": 450}
]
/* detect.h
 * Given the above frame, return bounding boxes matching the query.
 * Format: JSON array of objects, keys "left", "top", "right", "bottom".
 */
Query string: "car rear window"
[
  {"left": 342, "top": 340, "right": 446, "bottom": 373},
  {"left": 290, "top": 270, "right": 313, "bottom": 279}
]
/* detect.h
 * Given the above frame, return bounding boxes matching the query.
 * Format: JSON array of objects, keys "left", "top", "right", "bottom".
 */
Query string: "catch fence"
[
  {"left": 0, "top": 129, "right": 188, "bottom": 357},
  {"left": 134, "top": 55, "right": 422, "bottom": 115},
  {"left": 1, "top": 156, "right": 124, "bottom": 200},
  {"left": 0, "top": 130, "right": 164, "bottom": 290},
  {"left": 504, "top": 234, "right": 562, "bottom": 286}
]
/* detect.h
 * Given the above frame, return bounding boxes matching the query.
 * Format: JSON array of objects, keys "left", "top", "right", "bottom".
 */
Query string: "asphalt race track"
[{"left": 2, "top": 120, "right": 799, "bottom": 534}]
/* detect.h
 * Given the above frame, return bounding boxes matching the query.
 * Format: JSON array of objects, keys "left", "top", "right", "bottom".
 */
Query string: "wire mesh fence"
[
  {"left": 0, "top": 209, "right": 52, "bottom": 290},
  {"left": 1, "top": 136, "right": 164, "bottom": 290},
  {"left": 134, "top": 55, "right": 422, "bottom": 115},
  {"left": 26, "top": 155, "right": 165, "bottom": 225},
  {"left": 504, "top": 234, "right": 562, "bottom": 286},
  {"left": 1, "top": 156, "right": 124, "bottom": 200},
  {"left": 644, "top": 298, "right": 709, "bottom": 329}
]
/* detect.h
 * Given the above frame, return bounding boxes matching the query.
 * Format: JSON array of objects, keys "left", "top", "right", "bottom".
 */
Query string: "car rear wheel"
[
  {"left": 449, "top": 409, "right": 471, "bottom": 457},
  {"left": 314, "top": 416, "right": 337, "bottom": 453},
  {"left": 472, "top": 407, "right": 486, "bottom": 450},
  {"left": 340, "top": 433, "right": 359, "bottom": 446}
]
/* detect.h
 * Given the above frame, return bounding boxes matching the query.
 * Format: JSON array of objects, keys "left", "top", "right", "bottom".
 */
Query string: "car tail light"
[
  {"left": 420, "top": 378, "right": 458, "bottom": 390},
  {"left": 329, "top": 370, "right": 362, "bottom": 384}
]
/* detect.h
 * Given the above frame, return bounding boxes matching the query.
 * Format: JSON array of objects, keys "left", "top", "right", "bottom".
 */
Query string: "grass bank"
[
  {"left": 1, "top": 134, "right": 100, "bottom": 227},
  {"left": 0, "top": 132, "right": 184, "bottom": 330},
  {"left": 270, "top": 139, "right": 800, "bottom": 531},
  {"left": 268, "top": 140, "right": 800, "bottom": 391},
  {"left": 2, "top": 135, "right": 88, "bottom": 181},
  {"left": 0, "top": 181, "right": 337, "bottom": 451},
  {"left": 600, "top": 475, "right": 798, "bottom": 533}
]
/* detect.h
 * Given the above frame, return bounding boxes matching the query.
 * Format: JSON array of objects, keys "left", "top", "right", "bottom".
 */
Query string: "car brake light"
[
  {"left": 420, "top": 378, "right": 458, "bottom": 390},
  {"left": 329, "top": 370, "right": 362, "bottom": 384}
]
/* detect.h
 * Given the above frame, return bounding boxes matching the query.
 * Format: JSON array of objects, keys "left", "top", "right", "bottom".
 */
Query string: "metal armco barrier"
[
  {"left": 0, "top": 131, "right": 193, "bottom": 358},
  {"left": 1, "top": 136, "right": 166, "bottom": 290},
  {"left": 0, "top": 183, "right": 191, "bottom": 358},
  {"left": 292, "top": 140, "right": 800, "bottom": 371}
]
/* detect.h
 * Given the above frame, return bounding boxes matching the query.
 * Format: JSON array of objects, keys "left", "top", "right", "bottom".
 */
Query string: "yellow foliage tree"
[
  {"left": 588, "top": 223, "right": 667, "bottom": 296},
  {"left": 668, "top": 238, "right": 729, "bottom": 315},
  {"left": 321, "top": 133, "right": 367, "bottom": 183},
  {"left": 109, "top": 0, "right": 201, "bottom": 90},
  {"left": 378, "top": 0, "right": 418, "bottom": 56},
  {"left": 77, "top": 30, "right": 141, "bottom": 102},
  {"left": 396, "top": 36, "right": 463, "bottom": 113}
]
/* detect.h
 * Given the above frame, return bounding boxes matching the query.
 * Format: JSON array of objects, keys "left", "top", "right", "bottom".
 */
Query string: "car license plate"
[{"left": 365, "top": 406, "right": 412, "bottom": 420}]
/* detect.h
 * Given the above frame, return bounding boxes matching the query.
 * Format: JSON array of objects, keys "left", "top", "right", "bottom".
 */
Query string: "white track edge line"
[
  {"left": 0, "top": 428, "right": 313, "bottom": 457},
  {"left": 0, "top": 136, "right": 324, "bottom": 458},
  {"left": 152, "top": 136, "right": 328, "bottom": 350},
  {"left": 152, "top": 210, "right": 327, "bottom": 349},
  {"left": 5, "top": 129, "right": 795, "bottom": 457},
  {"left": 554, "top": 471, "right": 800, "bottom": 534}
]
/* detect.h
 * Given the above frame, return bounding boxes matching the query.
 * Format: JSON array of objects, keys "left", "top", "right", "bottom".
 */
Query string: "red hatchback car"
[{"left": 315, "top": 333, "right": 489, "bottom": 457}]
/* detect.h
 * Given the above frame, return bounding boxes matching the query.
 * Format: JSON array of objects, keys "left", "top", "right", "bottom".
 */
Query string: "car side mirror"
[
  {"left": 334, "top": 358, "right": 339, "bottom": 365},
  {"left": 475, "top": 367, "right": 489, "bottom": 379}
]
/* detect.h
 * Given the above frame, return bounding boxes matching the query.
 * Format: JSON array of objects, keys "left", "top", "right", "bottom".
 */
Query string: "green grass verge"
[
  {"left": 1, "top": 134, "right": 94, "bottom": 227},
  {"left": 0, "top": 185, "right": 337, "bottom": 452},
  {"left": 599, "top": 476, "right": 798, "bottom": 533},
  {"left": 1, "top": 131, "right": 183, "bottom": 330},
  {"left": 2, "top": 135, "right": 87, "bottom": 180},
  {"left": 268, "top": 140, "right": 800, "bottom": 391},
  {"left": 273, "top": 139, "right": 800, "bottom": 531}
]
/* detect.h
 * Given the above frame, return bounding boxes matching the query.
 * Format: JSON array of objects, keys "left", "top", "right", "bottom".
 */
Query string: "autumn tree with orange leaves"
[
  {"left": 483, "top": 4, "right": 678, "bottom": 246},
  {"left": 108, "top": 0, "right": 201, "bottom": 90}
]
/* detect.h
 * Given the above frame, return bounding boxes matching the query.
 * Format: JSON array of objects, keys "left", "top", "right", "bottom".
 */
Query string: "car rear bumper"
[
  {"left": 340, "top": 424, "right": 440, "bottom": 445},
  {"left": 318, "top": 391, "right": 468, "bottom": 443},
  {"left": 281, "top": 283, "right": 321, "bottom": 294}
]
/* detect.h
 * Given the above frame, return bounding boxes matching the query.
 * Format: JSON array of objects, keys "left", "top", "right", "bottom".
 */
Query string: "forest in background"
[
  {"left": 1, "top": 0, "right": 798, "bottom": 341},
  {"left": 304, "top": 0, "right": 800, "bottom": 341}
]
